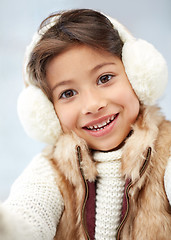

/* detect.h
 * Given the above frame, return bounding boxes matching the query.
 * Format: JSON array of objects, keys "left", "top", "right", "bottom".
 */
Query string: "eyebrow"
[
  {"left": 91, "top": 62, "right": 116, "bottom": 73},
  {"left": 51, "top": 62, "right": 116, "bottom": 92},
  {"left": 51, "top": 80, "right": 74, "bottom": 92}
]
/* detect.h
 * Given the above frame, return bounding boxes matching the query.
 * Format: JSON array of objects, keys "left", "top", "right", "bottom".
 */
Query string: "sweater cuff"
[{"left": 0, "top": 203, "right": 33, "bottom": 240}]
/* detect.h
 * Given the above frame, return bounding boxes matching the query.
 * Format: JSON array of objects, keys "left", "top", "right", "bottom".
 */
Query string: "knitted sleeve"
[
  {"left": 0, "top": 154, "right": 64, "bottom": 240},
  {"left": 164, "top": 153, "right": 171, "bottom": 205}
]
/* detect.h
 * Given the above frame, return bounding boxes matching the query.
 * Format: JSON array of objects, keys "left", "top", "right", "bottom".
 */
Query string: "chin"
[
  {"left": 89, "top": 138, "right": 127, "bottom": 152},
  {"left": 89, "top": 143, "right": 119, "bottom": 152}
]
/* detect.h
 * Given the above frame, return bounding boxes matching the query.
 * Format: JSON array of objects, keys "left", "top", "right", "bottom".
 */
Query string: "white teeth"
[
  {"left": 107, "top": 118, "right": 110, "bottom": 124},
  {"left": 102, "top": 121, "right": 107, "bottom": 126},
  {"left": 98, "top": 123, "right": 104, "bottom": 128},
  {"left": 111, "top": 115, "right": 115, "bottom": 121},
  {"left": 86, "top": 114, "right": 118, "bottom": 131}
]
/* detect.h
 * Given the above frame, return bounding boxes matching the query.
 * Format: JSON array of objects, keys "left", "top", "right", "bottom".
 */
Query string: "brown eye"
[
  {"left": 98, "top": 74, "right": 114, "bottom": 85},
  {"left": 60, "top": 89, "right": 77, "bottom": 99}
]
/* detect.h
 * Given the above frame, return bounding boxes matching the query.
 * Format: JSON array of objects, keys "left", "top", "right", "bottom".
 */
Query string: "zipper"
[
  {"left": 116, "top": 147, "right": 152, "bottom": 240},
  {"left": 76, "top": 146, "right": 90, "bottom": 240},
  {"left": 139, "top": 147, "right": 151, "bottom": 177},
  {"left": 116, "top": 179, "right": 132, "bottom": 240}
]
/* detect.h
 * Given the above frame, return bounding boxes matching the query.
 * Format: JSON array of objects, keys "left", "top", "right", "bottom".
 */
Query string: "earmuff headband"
[{"left": 17, "top": 13, "right": 168, "bottom": 144}]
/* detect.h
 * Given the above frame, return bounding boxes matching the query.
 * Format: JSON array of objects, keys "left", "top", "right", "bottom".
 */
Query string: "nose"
[{"left": 81, "top": 89, "right": 107, "bottom": 115}]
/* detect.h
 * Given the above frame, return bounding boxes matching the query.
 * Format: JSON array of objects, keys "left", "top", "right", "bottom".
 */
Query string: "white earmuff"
[
  {"left": 17, "top": 85, "right": 62, "bottom": 145},
  {"left": 108, "top": 17, "right": 168, "bottom": 106}
]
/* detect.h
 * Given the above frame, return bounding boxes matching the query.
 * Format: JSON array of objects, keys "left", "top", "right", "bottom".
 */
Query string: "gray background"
[{"left": 0, "top": 0, "right": 171, "bottom": 200}]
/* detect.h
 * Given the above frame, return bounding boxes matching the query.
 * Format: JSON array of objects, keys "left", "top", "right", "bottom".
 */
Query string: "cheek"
[
  {"left": 54, "top": 105, "right": 76, "bottom": 133},
  {"left": 124, "top": 91, "right": 140, "bottom": 122}
]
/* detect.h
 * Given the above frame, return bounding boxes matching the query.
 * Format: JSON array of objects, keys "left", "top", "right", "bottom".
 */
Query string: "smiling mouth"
[{"left": 83, "top": 113, "right": 119, "bottom": 131}]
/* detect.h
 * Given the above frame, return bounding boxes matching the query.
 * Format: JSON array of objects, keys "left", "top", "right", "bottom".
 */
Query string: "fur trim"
[
  {"left": 43, "top": 132, "right": 97, "bottom": 182},
  {"left": 122, "top": 105, "right": 165, "bottom": 181}
]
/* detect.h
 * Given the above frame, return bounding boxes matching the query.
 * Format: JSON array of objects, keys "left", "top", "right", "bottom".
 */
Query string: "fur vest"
[{"left": 44, "top": 105, "right": 171, "bottom": 240}]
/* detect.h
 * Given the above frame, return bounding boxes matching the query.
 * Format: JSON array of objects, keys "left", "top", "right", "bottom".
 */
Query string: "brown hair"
[{"left": 28, "top": 9, "right": 123, "bottom": 101}]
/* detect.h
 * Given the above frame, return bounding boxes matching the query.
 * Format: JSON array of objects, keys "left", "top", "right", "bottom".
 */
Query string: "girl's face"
[{"left": 46, "top": 45, "right": 140, "bottom": 151}]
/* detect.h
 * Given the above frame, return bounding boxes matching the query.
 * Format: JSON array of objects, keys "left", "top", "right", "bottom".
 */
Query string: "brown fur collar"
[
  {"left": 48, "top": 131, "right": 98, "bottom": 182},
  {"left": 121, "top": 105, "right": 166, "bottom": 181},
  {"left": 120, "top": 105, "right": 171, "bottom": 240}
]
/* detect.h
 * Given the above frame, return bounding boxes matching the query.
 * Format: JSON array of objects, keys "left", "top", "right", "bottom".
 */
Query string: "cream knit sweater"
[
  {"left": 94, "top": 149, "right": 125, "bottom": 240},
  {"left": 1, "top": 151, "right": 171, "bottom": 240},
  {"left": 1, "top": 154, "right": 64, "bottom": 240}
]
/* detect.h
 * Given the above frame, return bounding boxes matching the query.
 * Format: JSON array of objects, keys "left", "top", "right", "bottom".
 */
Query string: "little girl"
[{"left": 1, "top": 9, "right": 171, "bottom": 240}]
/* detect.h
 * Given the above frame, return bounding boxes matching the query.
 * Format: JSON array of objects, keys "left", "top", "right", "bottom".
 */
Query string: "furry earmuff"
[{"left": 17, "top": 13, "right": 168, "bottom": 145}]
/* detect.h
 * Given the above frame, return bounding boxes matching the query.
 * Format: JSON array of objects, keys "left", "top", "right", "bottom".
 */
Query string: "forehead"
[
  {"left": 46, "top": 45, "right": 123, "bottom": 89},
  {"left": 47, "top": 45, "right": 121, "bottom": 72}
]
